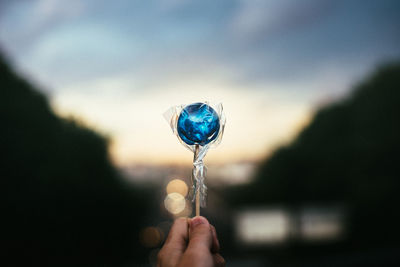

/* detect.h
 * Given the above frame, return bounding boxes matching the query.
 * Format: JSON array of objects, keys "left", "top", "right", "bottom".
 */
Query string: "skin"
[{"left": 157, "top": 216, "right": 225, "bottom": 267}]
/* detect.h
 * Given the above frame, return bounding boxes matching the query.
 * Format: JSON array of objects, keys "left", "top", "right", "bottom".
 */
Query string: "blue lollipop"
[
  {"left": 177, "top": 103, "right": 220, "bottom": 146},
  {"left": 164, "top": 102, "right": 225, "bottom": 216}
]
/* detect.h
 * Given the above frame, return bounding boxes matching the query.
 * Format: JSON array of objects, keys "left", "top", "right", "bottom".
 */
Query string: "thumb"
[
  {"left": 187, "top": 216, "right": 213, "bottom": 251},
  {"left": 178, "top": 216, "right": 214, "bottom": 267}
]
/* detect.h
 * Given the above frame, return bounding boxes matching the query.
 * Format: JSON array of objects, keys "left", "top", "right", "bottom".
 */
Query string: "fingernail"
[{"left": 191, "top": 216, "right": 207, "bottom": 228}]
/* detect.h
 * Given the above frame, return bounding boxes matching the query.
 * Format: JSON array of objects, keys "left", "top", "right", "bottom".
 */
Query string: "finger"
[
  {"left": 164, "top": 217, "right": 189, "bottom": 249},
  {"left": 158, "top": 217, "right": 189, "bottom": 267},
  {"left": 187, "top": 216, "right": 213, "bottom": 251},
  {"left": 213, "top": 253, "right": 226, "bottom": 267},
  {"left": 210, "top": 225, "right": 220, "bottom": 253}
]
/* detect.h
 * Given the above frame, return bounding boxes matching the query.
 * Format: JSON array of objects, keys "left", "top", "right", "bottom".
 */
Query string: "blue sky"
[{"left": 1, "top": 0, "right": 399, "bottom": 165}]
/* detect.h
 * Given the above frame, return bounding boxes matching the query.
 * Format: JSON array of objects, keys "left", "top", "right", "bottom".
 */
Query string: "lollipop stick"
[
  {"left": 196, "top": 188, "right": 200, "bottom": 217},
  {"left": 194, "top": 144, "right": 200, "bottom": 217}
]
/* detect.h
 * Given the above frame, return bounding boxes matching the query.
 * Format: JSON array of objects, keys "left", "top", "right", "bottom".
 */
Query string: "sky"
[{"left": 1, "top": 0, "right": 399, "bottom": 166}]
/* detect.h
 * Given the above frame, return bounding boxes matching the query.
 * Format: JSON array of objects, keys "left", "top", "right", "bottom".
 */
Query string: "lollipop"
[{"left": 164, "top": 102, "right": 225, "bottom": 216}]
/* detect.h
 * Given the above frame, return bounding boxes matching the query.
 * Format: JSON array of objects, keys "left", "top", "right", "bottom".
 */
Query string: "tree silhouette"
[
  {"left": 0, "top": 52, "right": 151, "bottom": 266},
  {"left": 230, "top": 63, "right": 400, "bottom": 247}
]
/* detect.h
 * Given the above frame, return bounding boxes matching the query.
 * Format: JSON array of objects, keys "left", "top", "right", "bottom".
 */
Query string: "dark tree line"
[
  {"left": 0, "top": 53, "right": 151, "bottom": 266},
  {"left": 230, "top": 63, "right": 400, "bottom": 249}
]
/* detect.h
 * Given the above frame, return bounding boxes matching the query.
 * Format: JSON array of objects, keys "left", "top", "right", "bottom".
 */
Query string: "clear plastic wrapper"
[{"left": 164, "top": 102, "right": 225, "bottom": 208}]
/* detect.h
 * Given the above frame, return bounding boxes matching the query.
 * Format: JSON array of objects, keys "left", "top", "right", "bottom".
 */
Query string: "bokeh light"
[
  {"left": 174, "top": 199, "right": 193, "bottom": 218},
  {"left": 166, "top": 179, "right": 189, "bottom": 197},
  {"left": 236, "top": 209, "right": 291, "bottom": 245},
  {"left": 139, "top": 227, "right": 164, "bottom": 248},
  {"left": 164, "top": 192, "right": 186, "bottom": 214}
]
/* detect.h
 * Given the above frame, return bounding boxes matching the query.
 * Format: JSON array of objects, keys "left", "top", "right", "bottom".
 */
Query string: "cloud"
[
  {"left": 2, "top": 0, "right": 399, "bottom": 96},
  {"left": 0, "top": 0, "right": 85, "bottom": 54},
  {"left": 221, "top": 0, "right": 400, "bottom": 88},
  {"left": 229, "top": 0, "right": 334, "bottom": 41}
]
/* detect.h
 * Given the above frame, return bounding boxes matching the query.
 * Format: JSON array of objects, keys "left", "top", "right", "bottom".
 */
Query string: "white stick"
[{"left": 194, "top": 144, "right": 200, "bottom": 217}]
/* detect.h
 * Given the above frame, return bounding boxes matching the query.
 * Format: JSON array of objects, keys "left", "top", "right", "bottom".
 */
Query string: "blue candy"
[{"left": 177, "top": 103, "right": 220, "bottom": 146}]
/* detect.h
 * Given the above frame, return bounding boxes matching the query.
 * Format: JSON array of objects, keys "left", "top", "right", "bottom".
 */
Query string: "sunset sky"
[{"left": 1, "top": 0, "right": 399, "bottom": 166}]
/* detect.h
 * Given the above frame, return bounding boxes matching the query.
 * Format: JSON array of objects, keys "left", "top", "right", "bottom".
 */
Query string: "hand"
[{"left": 157, "top": 216, "right": 225, "bottom": 267}]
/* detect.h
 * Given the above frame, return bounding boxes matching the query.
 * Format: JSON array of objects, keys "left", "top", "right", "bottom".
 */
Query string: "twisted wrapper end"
[{"left": 192, "top": 145, "right": 209, "bottom": 208}]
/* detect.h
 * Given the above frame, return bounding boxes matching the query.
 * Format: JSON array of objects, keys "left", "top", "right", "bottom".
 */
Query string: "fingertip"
[
  {"left": 165, "top": 216, "right": 189, "bottom": 247},
  {"left": 176, "top": 216, "right": 190, "bottom": 229},
  {"left": 187, "top": 216, "right": 213, "bottom": 251},
  {"left": 190, "top": 216, "right": 209, "bottom": 228}
]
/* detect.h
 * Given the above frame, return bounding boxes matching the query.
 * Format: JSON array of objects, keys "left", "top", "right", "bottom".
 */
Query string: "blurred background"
[{"left": 1, "top": 0, "right": 400, "bottom": 266}]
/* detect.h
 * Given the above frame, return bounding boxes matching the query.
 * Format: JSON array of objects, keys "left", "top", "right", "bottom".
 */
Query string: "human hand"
[{"left": 157, "top": 216, "right": 225, "bottom": 267}]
